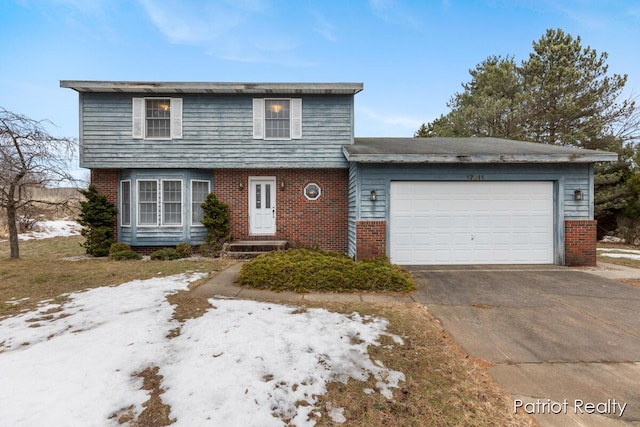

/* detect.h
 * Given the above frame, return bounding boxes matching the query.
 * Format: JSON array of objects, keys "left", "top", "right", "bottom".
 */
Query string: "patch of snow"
[
  {"left": 4, "top": 297, "right": 30, "bottom": 306},
  {"left": 62, "top": 255, "right": 94, "bottom": 261},
  {"left": 597, "top": 248, "right": 640, "bottom": 260},
  {"left": 597, "top": 252, "right": 640, "bottom": 261},
  {"left": 600, "top": 235, "right": 625, "bottom": 243},
  {"left": 18, "top": 220, "right": 82, "bottom": 240},
  {"left": 326, "top": 403, "right": 346, "bottom": 423},
  {"left": 598, "top": 248, "right": 640, "bottom": 255},
  {"left": 0, "top": 274, "right": 404, "bottom": 426}
]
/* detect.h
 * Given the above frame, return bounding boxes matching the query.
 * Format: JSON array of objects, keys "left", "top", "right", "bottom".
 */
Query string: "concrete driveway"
[{"left": 408, "top": 265, "right": 640, "bottom": 427}]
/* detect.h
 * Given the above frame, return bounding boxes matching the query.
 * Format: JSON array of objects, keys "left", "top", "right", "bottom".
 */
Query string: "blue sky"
[{"left": 2, "top": 0, "right": 640, "bottom": 177}]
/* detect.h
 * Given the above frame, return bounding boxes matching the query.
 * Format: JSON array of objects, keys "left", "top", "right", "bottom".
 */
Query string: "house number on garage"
[{"left": 467, "top": 175, "right": 484, "bottom": 181}]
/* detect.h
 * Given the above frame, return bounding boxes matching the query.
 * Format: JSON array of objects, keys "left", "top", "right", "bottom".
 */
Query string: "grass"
[
  {"left": 0, "top": 235, "right": 231, "bottom": 318},
  {"left": 237, "top": 248, "right": 416, "bottom": 293},
  {"left": 305, "top": 302, "right": 535, "bottom": 427},
  {"left": 0, "top": 236, "right": 536, "bottom": 426}
]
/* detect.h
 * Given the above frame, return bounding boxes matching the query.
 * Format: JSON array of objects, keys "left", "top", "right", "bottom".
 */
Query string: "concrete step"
[{"left": 222, "top": 240, "right": 288, "bottom": 259}]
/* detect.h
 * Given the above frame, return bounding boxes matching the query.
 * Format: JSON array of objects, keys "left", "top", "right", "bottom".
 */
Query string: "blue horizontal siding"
[
  {"left": 79, "top": 93, "right": 353, "bottom": 169},
  {"left": 354, "top": 163, "right": 592, "bottom": 221}
]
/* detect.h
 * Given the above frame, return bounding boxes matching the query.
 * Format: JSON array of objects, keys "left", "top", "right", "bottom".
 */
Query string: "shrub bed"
[
  {"left": 108, "top": 242, "right": 142, "bottom": 261},
  {"left": 237, "top": 249, "right": 415, "bottom": 293}
]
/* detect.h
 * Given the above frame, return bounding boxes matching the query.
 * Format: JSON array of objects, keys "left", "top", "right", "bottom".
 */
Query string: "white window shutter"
[
  {"left": 171, "top": 98, "right": 183, "bottom": 139},
  {"left": 253, "top": 98, "right": 264, "bottom": 139},
  {"left": 291, "top": 98, "right": 302, "bottom": 139},
  {"left": 132, "top": 98, "right": 144, "bottom": 139}
]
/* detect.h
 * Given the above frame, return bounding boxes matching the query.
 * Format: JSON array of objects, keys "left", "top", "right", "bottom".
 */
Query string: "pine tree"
[
  {"left": 416, "top": 28, "right": 639, "bottom": 237},
  {"left": 201, "top": 193, "right": 230, "bottom": 250},
  {"left": 77, "top": 185, "right": 117, "bottom": 256},
  {"left": 521, "top": 28, "right": 629, "bottom": 148}
]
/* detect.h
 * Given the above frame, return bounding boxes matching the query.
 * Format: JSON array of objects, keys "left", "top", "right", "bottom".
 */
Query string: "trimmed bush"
[
  {"left": 110, "top": 250, "right": 143, "bottom": 261},
  {"left": 176, "top": 243, "right": 193, "bottom": 258},
  {"left": 150, "top": 248, "right": 182, "bottom": 260},
  {"left": 109, "top": 242, "right": 132, "bottom": 254},
  {"left": 237, "top": 249, "right": 415, "bottom": 293},
  {"left": 108, "top": 242, "right": 142, "bottom": 261}
]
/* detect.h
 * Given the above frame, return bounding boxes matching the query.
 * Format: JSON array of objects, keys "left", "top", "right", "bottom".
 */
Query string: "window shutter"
[
  {"left": 132, "top": 98, "right": 144, "bottom": 139},
  {"left": 170, "top": 98, "right": 183, "bottom": 139},
  {"left": 291, "top": 98, "right": 302, "bottom": 139},
  {"left": 253, "top": 98, "right": 264, "bottom": 139}
]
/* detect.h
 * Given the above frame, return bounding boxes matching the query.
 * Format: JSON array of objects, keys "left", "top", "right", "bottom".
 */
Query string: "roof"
[
  {"left": 343, "top": 137, "right": 618, "bottom": 164},
  {"left": 59, "top": 81, "right": 363, "bottom": 95}
]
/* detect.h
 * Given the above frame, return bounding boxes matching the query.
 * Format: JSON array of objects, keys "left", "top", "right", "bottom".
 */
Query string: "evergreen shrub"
[
  {"left": 108, "top": 242, "right": 142, "bottom": 261},
  {"left": 201, "top": 193, "right": 231, "bottom": 251},
  {"left": 77, "top": 185, "right": 117, "bottom": 257},
  {"left": 237, "top": 249, "right": 415, "bottom": 293},
  {"left": 150, "top": 248, "right": 182, "bottom": 260}
]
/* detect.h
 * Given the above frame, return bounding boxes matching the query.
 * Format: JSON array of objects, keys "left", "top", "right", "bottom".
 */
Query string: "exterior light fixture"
[
  {"left": 574, "top": 189, "right": 583, "bottom": 201},
  {"left": 370, "top": 189, "right": 377, "bottom": 201},
  {"left": 239, "top": 181, "right": 244, "bottom": 190},
  {"left": 280, "top": 180, "right": 285, "bottom": 190}
]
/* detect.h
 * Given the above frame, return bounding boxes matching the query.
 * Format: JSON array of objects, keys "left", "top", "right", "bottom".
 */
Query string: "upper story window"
[
  {"left": 132, "top": 98, "right": 182, "bottom": 140},
  {"left": 253, "top": 98, "right": 302, "bottom": 140},
  {"left": 146, "top": 99, "right": 171, "bottom": 138},
  {"left": 265, "top": 100, "right": 290, "bottom": 139}
]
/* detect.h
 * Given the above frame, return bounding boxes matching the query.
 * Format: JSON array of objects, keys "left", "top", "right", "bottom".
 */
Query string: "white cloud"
[
  {"left": 138, "top": 0, "right": 246, "bottom": 45},
  {"left": 312, "top": 11, "right": 337, "bottom": 42},
  {"left": 137, "top": 0, "right": 315, "bottom": 65},
  {"left": 367, "top": 0, "right": 421, "bottom": 29}
]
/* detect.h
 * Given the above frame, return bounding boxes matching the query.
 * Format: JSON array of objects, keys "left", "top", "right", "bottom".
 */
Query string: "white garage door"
[{"left": 389, "top": 181, "right": 554, "bottom": 265}]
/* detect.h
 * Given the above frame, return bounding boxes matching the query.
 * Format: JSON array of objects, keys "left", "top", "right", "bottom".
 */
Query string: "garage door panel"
[{"left": 390, "top": 181, "right": 554, "bottom": 265}]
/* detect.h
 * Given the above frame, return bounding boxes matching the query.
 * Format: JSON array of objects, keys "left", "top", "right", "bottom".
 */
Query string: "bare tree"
[{"left": 0, "top": 107, "right": 77, "bottom": 258}]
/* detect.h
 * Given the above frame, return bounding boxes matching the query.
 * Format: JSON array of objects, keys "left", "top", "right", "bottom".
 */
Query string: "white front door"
[{"left": 249, "top": 177, "right": 276, "bottom": 235}]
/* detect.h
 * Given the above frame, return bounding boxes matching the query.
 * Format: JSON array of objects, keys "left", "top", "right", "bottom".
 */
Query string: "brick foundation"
[
  {"left": 356, "top": 220, "right": 386, "bottom": 260},
  {"left": 90, "top": 169, "right": 119, "bottom": 241},
  {"left": 213, "top": 169, "right": 349, "bottom": 253},
  {"left": 565, "top": 220, "right": 597, "bottom": 266}
]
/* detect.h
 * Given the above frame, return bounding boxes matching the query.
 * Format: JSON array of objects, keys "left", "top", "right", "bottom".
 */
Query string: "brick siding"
[
  {"left": 356, "top": 220, "right": 386, "bottom": 260},
  {"left": 214, "top": 169, "right": 349, "bottom": 253},
  {"left": 565, "top": 219, "right": 597, "bottom": 266},
  {"left": 90, "top": 169, "right": 119, "bottom": 241}
]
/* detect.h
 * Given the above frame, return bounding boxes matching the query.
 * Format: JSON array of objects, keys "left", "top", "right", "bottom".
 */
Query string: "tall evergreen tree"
[
  {"left": 417, "top": 28, "right": 639, "bottom": 238},
  {"left": 521, "top": 28, "right": 630, "bottom": 149}
]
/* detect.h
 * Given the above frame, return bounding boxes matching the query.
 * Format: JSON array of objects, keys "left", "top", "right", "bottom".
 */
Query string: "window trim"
[
  {"left": 132, "top": 97, "right": 183, "bottom": 140},
  {"left": 304, "top": 182, "right": 321, "bottom": 201},
  {"left": 253, "top": 98, "right": 302, "bottom": 140},
  {"left": 190, "top": 179, "right": 210, "bottom": 227},
  {"left": 161, "top": 179, "right": 184, "bottom": 227},
  {"left": 137, "top": 179, "right": 159, "bottom": 227},
  {"left": 120, "top": 180, "right": 131, "bottom": 227}
]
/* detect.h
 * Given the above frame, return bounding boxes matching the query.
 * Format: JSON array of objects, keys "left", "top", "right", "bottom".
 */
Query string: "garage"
[
  {"left": 344, "top": 137, "right": 618, "bottom": 266},
  {"left": 389, "top": 181, "right": 554, "bottom": 265}
]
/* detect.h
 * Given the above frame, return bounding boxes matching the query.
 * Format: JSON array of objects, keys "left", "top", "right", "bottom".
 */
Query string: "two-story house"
[{"left": 61, "top": 81, "right": 616, "bottom": 266}]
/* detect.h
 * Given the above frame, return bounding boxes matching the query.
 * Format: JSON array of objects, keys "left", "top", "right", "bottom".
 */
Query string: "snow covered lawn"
[
  {"left": 597, "top": 247, "right": 640, "bottom": 261},
  {"left": 0, "top": 273, "right": 404, "bottom": 426},
  {"left": 17, "top": 219, "right": 83, "bottom": 240}
]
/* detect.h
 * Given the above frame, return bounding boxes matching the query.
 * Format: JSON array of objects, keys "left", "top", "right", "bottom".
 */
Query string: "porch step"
[{"left": 222, "top": 240, "right": 288, "bottom": 259}]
